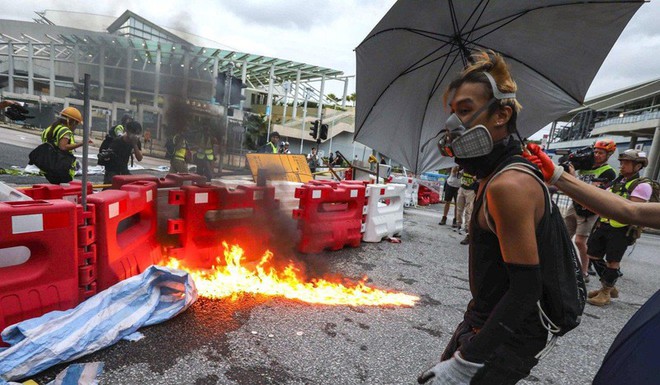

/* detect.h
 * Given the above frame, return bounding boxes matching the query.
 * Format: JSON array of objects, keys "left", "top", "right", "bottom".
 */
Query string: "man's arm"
[{"left": 459, "top": 171, "right": 544, "bottom": 363}]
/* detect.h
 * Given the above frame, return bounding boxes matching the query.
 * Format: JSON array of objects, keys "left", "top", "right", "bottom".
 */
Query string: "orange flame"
[{"left": 162, "top": 243, "right": 419, "bottom": 307}]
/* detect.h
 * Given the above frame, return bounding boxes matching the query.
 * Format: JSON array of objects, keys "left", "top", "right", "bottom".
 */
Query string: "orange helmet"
[
  {"left": 60, "top": 107, "right": 83, "bottom": 125},
  {"left": 594, "top": 138, "right": 616, "bottom": 153}
]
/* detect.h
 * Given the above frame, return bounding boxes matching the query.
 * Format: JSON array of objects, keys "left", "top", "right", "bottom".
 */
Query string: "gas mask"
[
  {"left": 437, "top": 99, "right": 496, "bottom": 159},
  {"left": 437, "top": 72, "right": 517, "bottom": 159}
]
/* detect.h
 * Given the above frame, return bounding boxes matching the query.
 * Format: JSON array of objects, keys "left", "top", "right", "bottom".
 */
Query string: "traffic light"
[
  {"left": 228, "top": 76, "right": 247, "bottom": 107},
  {"left": 309, "top": 120, "right": 319, "bottom": 139},
  {"left": 215, "top": 72, "right": 227, "bottom": 104},
  {"left": 319, "top": 124, "right": 329, "bottom": 140}
]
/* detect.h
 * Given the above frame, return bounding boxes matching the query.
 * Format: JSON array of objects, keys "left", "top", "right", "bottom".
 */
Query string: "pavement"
[{"left": 16, "top": 202, "right": 658, "bottom": 385}]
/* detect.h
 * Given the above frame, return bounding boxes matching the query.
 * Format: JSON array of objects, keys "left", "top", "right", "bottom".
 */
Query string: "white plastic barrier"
[
  {"left": 213, "top": 179, "right": 301, "bottom": 215},
  {"left": 363, "top": 183, "right": 405, "bottom": 242},
  {"left": 270, "top": 181, "right": 303, "bottom": 215},
  {"left": 391, "top": 176, "right": 418, "bottom": 207}
]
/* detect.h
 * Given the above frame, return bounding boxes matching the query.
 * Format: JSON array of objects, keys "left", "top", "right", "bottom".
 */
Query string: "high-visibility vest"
[
  {"left": 578, "top": 164, "right": 614, "bottom": 183},
  {"left": 196, "top": 135, "right": 214, "bottom": 160},
  {"left": 600, "top": 174, "right": 641, "bottom": 228},
  {"left": 41, "top": 124, "right": 75, "bottom": 154},
  {"left": 460, "top": 172, "right": 476, "bottom": 188},
  {"left": 173, "top": 134, "right": 188, "bottom": 161},
  {"left": 266, "top": 142, "right": 277, "bottom": 154}
]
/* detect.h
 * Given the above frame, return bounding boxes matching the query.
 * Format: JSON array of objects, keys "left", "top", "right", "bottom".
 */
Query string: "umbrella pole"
[{"left": 81, "top": 73, "right": 90, "bottom": 210}]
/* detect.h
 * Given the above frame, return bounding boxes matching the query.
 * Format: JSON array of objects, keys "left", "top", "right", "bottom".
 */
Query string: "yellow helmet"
[{"left": 60, "top": 107, "right": 83, "bottom": 125}]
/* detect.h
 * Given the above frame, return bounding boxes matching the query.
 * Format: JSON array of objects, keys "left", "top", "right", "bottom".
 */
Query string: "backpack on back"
[{"left": 484, "top": 160, "right": 586, "bottom": 341}]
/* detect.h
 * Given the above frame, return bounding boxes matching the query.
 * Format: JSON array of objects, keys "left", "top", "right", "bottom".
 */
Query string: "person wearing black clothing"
[
  {"left": 103, "top": 121, "right": 143, "bottom": 185},
  {"left": 420, "top": 51, "right": 552, "bottom": 384}
]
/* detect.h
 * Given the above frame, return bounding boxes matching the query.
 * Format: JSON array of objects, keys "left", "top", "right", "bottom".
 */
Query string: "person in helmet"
[
  {"left": 39, "top": 106, "right": 90, "bottom": 183},
  {"left": 524, "top": 143, "right": 660, "bottom": 229},
  {"left": 110, "top": 114, "right": 133, "bottom": 138},
  {"left": 102, "top": 121, "right": 144, "bottom": 185},
  {"left": 585, "top": 149, "right": 653, "bottom": 306},
  {"left": 279, "top": 141, "right": 291, "bottom": 154},
  {"left": 563, "top": 138, "right": 617, "bottom": 283}
]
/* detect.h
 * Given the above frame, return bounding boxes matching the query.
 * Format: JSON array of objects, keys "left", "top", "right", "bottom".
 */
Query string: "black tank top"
[{"left": 464, "top": 156, "right": 545, "bottom": 328}]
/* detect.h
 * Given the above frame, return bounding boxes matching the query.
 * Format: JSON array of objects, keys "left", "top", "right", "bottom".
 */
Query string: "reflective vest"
[
  {"left": 40, "top": 124, "right": 77, "bottom": 178},
  {"left": 266, "top": 142, "right": 277, "bottom": 154},
  {"left": 112, "top": 124, "right": 125, "bottom": 137},
  {"left": 196, "top": 135, "right": 214, "bottom": 160},
  {"left": 600, "top": 174, "right": 641, "bottom": 228},
  {"left": 41, "top": 124, "right": 75, "bottom": 154},
  {"left": 173, "top": 134, "right": 188, "bottom": 161},
  {"left": 460, "top": 172, "right": 476, "bottom": 189},
  {"left": 578, "top": 164, "right": 614, "bottom": 183}
]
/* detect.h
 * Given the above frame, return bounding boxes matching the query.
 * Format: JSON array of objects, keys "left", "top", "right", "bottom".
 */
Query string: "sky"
[{"left": 4, "top": 0, "right": 660, "bottom": 139}]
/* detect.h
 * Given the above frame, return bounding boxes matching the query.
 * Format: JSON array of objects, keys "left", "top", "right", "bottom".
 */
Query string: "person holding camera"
[
  {"left": 102, "top": 121, "right": 144, "bottom": 185},
  {"left": 562, "top": 139, "right": 617, "bottom": 282},
  {"left": 585, "top": 149, "right": 653, "bottom": 306}
]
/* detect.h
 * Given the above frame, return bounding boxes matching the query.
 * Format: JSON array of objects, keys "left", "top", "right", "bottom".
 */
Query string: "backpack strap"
[{"left": 482, "top": 162, "right": 552, "bottom": 233}]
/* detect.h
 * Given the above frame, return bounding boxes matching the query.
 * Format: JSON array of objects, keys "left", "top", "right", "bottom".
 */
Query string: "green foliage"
[{"left": 243, "top": 113, "right": 268, "bottom": 150}]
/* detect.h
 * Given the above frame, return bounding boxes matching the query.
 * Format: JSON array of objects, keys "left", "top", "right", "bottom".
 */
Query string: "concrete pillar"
[
  {"left": 292, "top": 69, "right": 301, "bottom": 119},
  {"left": 240, "top": 59, "right": 247, "bottom": 112},
  {"left": 317, "top": 75, "right": 325, "bottom": 120},
  {"left": 125, "top": 48, "right": 132, "bottom": 105},
  {"left": 73, "top": 45, "right": 79, "bottom": 85},
  {"left": 182, "top": 53, "right": 190, "bottom": 99},
  {"left": 99, "top": 45, "right": 105, "bottom": 101},
  {"left": 628, "top": 135, "right": 638, "bottom": 149},
  {"left": 211, "top": 57, "right": 218, "bottom": 102},
  {"left": 154, "top": 49, "right": 161, "bottom": 107},
  {"left": 49, "top": 43, "right": 55, "bottom": 97},
  {"left": 341, "top": 78, "right": 349, "bottom": 108},
  {"left": 27, "top": 41, "right": 34, "bottom": 95},
  {"left": 645, "top": 125, "right": 660, "bottom": 180},
  {"left": 7, "top": 42, "right": 14, "bottom": 93}
]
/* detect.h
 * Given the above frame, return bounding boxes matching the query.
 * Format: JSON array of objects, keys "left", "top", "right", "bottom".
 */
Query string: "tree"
[
  {"left": 327, "top": 93, "right": 340, "bottom": 103},
  {"left": 243, "top": 113, "right": 268, "bottom": 150},
  {"left": 346, "top": 93, "right": 357, "bottom": 106}
]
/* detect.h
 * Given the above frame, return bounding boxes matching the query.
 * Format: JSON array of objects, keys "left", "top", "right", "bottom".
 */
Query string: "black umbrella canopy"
[{"left": 355, "top": 0, "right": 645, "bottom": 174}]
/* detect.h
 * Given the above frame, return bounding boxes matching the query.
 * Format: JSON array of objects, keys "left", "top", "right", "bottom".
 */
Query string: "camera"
[
  {"left": 556, "top": 146, "right": 595, "bottom": 171},
  {"left": 3, "top": 103, "right": 33, "bottom": 121}
]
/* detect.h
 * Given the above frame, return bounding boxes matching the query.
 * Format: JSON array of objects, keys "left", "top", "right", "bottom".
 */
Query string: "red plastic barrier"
[
  {"left": 111, "top": 173, "right": 207, "bottom": 189},
  {"left": 0, "top": 199, "right": 79, "bottom": 344},
  {"left": 76, "top": 203, "right": 98, "bottom": 302},
  {"left": 166, "top": 184, "right": 278, "bottom": 267},
  {"left": 293, "top": 183, "right": 366, "bottom": 254},
  {"left": 88, "top": 181, "right": 161, "bottom": 291},
  {"left": 20, "top": 181, "right": 93, "bottom": 203}
]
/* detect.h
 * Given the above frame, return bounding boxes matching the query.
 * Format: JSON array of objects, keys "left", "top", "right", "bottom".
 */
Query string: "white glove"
[{"left": 418, "top": 351, "right": 484, "bottom": 385}]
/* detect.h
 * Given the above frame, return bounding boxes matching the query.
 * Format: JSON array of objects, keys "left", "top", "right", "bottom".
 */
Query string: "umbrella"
[
  {"left": 355, "top": 0, "right": 645, "bottom": 174},
  {"left": 593, "top": 289, "right": 660, "bottom": 385}
]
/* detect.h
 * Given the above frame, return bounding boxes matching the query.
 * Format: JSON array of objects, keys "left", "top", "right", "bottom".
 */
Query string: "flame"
[{"left": 162, "top": 242, "right": 418, "bottom": 307}]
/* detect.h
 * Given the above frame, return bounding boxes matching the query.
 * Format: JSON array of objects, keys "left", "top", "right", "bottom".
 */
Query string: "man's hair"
[
  {"left": 444, "top": 50, "right": 522, "bottom": 133},
  {"left": 126, "top": 121, "right": 142, "bottom": 134}
]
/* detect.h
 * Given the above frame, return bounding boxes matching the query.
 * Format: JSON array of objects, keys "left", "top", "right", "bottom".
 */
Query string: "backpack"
[
  {"left": 97, "top": 135, "right": 117, "bottom": 166},
  {"left": 165, "top": 136, "right": 176, "bottom": 160},
  {"left": 484, "top": 160, "right": 586, "bottom": 341},
  {"left": 28, "top": 142, "right": 75, "bottom": 184},
  {"left": 623, "top": 177, "right": 660, "bottom": 245}
]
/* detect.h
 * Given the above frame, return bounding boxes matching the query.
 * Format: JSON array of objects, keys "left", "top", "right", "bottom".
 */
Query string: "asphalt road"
[{"left": 17, "top": 203, "right": 659, "bottom": 385}]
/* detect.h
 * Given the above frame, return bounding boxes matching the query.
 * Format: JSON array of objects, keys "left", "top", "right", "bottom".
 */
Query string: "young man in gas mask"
[{"left": 420, "top": 51, "right": 552, "bottom": 384}]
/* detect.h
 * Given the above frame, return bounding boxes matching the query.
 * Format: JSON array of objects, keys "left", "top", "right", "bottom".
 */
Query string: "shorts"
[
  {"left": 563, "top": 204, "right": 598, "bottom": 237},
  {"left": 443, "top": 184, "right": 459, "bottom": 202},
  {"left": 587, "top": 223, "right": 629, "bottom": 263}
]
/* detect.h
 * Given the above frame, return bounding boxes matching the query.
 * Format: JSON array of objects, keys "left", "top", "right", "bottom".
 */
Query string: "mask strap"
[
  {"left": 483, "top": 72, "right": 516, "bottom": 100},
  {"left": 464, "top": 98, "right": 497, "bottom": 127}
]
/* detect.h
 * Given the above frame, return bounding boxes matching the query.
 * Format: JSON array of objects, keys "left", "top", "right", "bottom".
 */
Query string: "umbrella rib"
[
  {"left": 462, "top": 0, "right": 491, "bottom": 49},
  {"left": 356, "top": 28, "right": 454, "bottom": 49}
]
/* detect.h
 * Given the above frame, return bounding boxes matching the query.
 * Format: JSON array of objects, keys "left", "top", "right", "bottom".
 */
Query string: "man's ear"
[{"left": 496, "top": 105, "right": 513, "bottom": 128}]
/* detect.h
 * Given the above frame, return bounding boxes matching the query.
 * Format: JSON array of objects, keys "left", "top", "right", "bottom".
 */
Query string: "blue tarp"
[
  {"left": 0, "top": 265, "right": 197, "bottom": 382},
  {"left": 593, "top": 289, "right": 660, "bottom": 384}
]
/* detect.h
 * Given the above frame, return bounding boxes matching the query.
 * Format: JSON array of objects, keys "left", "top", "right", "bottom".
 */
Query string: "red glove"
[{"left": 523, "top": 143, "right": 562, "bottom": 184}]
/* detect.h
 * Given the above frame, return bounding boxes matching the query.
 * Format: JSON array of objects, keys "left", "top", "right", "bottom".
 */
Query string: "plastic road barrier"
[{"left": 363, "top": 184, "right": 405, "bottom": 242}]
